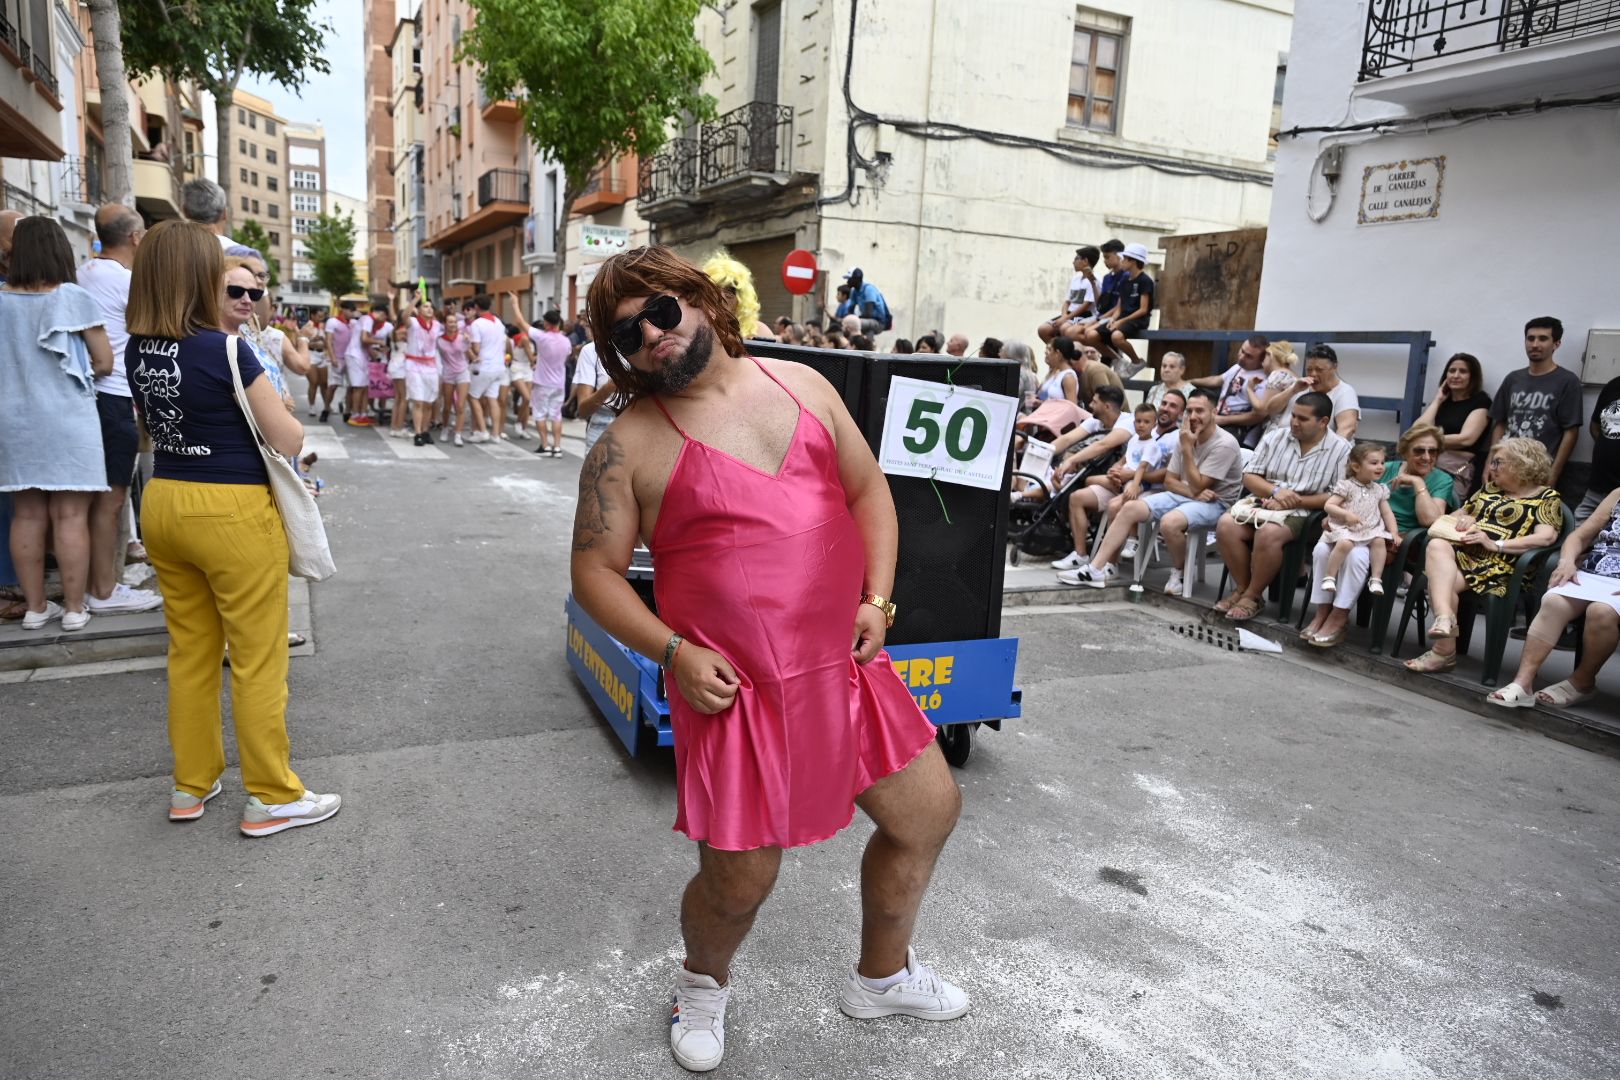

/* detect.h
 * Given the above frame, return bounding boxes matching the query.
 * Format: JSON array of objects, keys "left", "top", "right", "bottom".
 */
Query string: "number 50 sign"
[{"left": 877, "top": 376, "right": 1019, "bottom": 491}]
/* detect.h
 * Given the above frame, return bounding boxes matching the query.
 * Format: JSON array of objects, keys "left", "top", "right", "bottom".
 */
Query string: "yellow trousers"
[{"left": 142, "top": 478, "right": 303, "bottom": 804}]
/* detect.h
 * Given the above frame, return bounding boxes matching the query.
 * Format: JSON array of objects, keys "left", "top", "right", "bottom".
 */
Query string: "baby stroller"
[{"left": 1006, "top": 436, "right": 1121, "bottom": 565}]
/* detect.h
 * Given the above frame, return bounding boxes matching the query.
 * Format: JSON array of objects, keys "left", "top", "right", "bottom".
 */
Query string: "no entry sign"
[{"left": 781, "top": 249, "right": 818, "bottom": 295}]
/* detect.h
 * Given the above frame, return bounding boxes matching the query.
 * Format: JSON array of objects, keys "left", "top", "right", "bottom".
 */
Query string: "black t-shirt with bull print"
[{"left": 128, "top": 329, "right": 270, "bottom": 484}]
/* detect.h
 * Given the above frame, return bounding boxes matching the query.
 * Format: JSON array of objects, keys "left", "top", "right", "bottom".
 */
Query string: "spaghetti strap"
[
  {"left": 749, "top": 355, "right": 808, "bottom": 411},
  {"left": 651, "top": 395, "right": 688, "bottom": 438}
]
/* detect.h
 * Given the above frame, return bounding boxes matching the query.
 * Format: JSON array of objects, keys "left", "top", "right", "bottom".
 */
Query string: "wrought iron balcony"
[
  {"left": 59, "top": 155, "right": 104, "bottom": 206},
  {"left": 1360, "top": 0, "right": 1620, "bottom": 81},
  {"left": 31, "top": 50, "right": 55, "bottom": 97},
  {"left": 700, "top": 102, "right": 793, "bottom": 186},
  {"left": 638, "top": 102, "right": 797, "bottom": 217},
  {"left": 637, "top": 137, "right": 702, "bottom": 206},
  {"left": 476, "top": 167, "right": 529, "bottom": 208},
  {"left": 0, "top": 10, "right": 17, "bottom": 58}
]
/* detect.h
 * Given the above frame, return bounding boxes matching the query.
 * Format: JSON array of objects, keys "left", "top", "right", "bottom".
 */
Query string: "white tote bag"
[{"left": 225, "top": 336, "right": 337, "bottom": 581}]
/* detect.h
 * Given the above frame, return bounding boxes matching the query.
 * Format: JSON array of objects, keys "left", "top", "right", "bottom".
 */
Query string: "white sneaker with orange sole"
[{"left": 240, "top": 791, "right": 342, "bottom": 837}]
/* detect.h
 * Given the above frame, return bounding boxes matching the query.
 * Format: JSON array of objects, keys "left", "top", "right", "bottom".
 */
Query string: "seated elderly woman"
[
  {"left": 1300, "top": 422, "right": 1456, "bottom": 645},
  {"left": 1405, "top": 438, "right": 1563, "bottom": 673},
  {"left": 1486, "top": 485, "right": 1620, "bottom": 708}
]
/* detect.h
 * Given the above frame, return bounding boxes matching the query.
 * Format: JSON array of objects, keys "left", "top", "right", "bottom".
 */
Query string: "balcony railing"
[
  {"left": 32, "top": 50, "right": 58, "bottom": 97},
  {"left": 637, "top": 137, "right": 702, "bottom": 204},
  {"left": 476, "top": 167, "right": 529, "bottom": 208},
  {"left": 59, "top": 155, "right": 104, "bottom": 206},
  {"left": 581, "top": 168, "right": 628, "bottom": 197},
  {"left": 700, "top": 102, "right": 792, "bottom": 185},
  {"left": 638, "top": 102, "right": 795, "bottom": 211},
  {"left": 0, "top": 10, "right": 18, "bottom": 57},
  {"left": 1360, "top": 0, "right": 1620, "bottom": 80}
]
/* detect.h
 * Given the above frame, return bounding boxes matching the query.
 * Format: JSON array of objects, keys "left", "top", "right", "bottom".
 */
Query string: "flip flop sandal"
[
  {"left": 1486, "top": 683, "right": 1537, "bottom": 708},
  {"left": 1404, "top": 649, "right": 1457, "bottom": 674},
  {"left": 1535, "top": 680, "right": 1596, "bottom": 708}
]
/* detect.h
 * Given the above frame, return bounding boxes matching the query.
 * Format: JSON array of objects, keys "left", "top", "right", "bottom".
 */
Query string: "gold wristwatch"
[{"left": 860, "top": 593, "right": 897, "bottom": 628}]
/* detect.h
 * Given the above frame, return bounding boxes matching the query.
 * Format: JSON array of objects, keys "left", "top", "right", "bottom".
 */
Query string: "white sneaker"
[
  {"left": 453, "top": 433, "right": 464, "bottom": 447},
  {"left": 307, "top": 405, "right": 317, "bottom": 417},
  {"left": 21, "top": 601, "right": 63, "bottom": 630},
  {"left": 514, "top": 428, "right": 532, "bottom": 440},
  {"left": 61, "top": 608, "right": 92, "bottom": 632},
  {"left": 1164, "top": 569, "right": 1185, "bottom": 595},
  {"left": 1121, "top": 537, "right": 1139, "bottom": 560},
  {"left": 86, "top": 583, "right": 164, "bottom": 614},
  {"left": 839, "top": 948, "right": 969, "bottom": 1021},
  {"left": 469, "top": 431, "right": 490, "bottom": 444},
  {"left": 239, "top": 790, "right": 342, "bottom": 837},
  {"left": 1058, "top": 562, "right": 1117, "bottom": 588},
  {"left": 670, "top": 968, "right": 730, "bottom": 1072},
  {"left": 498, "top": 431, "right": 509, "bottom": 441},
  {"left": 169, "top": 778, "right": 223, "bottom": 821},
  {"left": 391, "top": 427, "right": 410, "bottom": 439},
  {"left": 1050, "top": 550, "right": 1087, "bottom": 571}
]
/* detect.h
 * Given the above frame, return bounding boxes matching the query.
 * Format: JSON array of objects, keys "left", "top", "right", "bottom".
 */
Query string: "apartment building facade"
[
  {"left": 364, "top": 0, "right": 397, "bottom": 297},
  {"left": 230, "top": 89, "right": 291, "bottom": 288},
  {"left": 416, "top": 0, "right": 532, "bottom": 313},
  {"left": 388, "top": 12, "right": 437, "bottom": 312},
  {"left": 636, "top": 0, "right": 1291, "bottom": 344},
  {"left": 282, "top": 121, "right": 327, "bottom": 312},
  {"left": 1258, "top": 0, "right": 1620, "bottom": 462}
]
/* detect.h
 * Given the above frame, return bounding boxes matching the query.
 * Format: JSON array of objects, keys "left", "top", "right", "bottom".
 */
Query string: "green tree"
[
  {"left": 460, "top": 0, "right": 715, "bottom": 305},
  {"left": 305, "top": 211, "right": 361, "bottom": 303},
  {"left": 119, "top": 1, "right": 332, "bottom": 216},
  {"left": 231, "top": 219, "right": 279, "bottom": 287}
]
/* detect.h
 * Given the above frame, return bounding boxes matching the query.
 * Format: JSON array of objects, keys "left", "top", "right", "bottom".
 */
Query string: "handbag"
[
  {"left": 1229, "top": 495, "right": 1303, "bottom": 528},
  {"left": 1436, "top": 449, "right": 1475, "bottom": 492},
  {"left": 225, "top": 336, "right": 337, "bottom": 582}
]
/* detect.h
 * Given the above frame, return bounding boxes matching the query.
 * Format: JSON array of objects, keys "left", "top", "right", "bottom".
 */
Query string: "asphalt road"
[{"left": 2, "top": 408, "right": 1617, "bottom": 1080}]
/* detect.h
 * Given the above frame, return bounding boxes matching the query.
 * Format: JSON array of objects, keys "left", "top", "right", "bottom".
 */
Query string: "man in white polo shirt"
[
  {"left": 77, "top": 203, "right": 163, "bottom": 614},
  {"left": 465, "top": 294, "right": 509, "bottom": 443},
  {"left": 343, "top": 304, "right": 376, "bottom": 425}
]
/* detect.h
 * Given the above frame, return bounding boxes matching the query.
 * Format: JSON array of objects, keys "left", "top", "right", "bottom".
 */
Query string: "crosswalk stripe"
[
  {"left": 472, "top": 437, "right": 533, "bottom": 460},
  {"left": 298, "top": 426, "right": 350, "bottom": 460},
  {"left": 373, "top": 427, "right": 448, "bottom": 459}
]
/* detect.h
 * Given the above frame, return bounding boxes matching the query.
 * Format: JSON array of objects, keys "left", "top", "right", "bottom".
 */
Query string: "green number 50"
[{"left": 902, "top": 398, "right": 988, "bottom": 462}]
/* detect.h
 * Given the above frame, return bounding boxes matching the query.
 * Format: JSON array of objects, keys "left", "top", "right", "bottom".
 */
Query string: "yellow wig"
[{"left": 702, "top": 251, "right": 762, "bottom": 333}]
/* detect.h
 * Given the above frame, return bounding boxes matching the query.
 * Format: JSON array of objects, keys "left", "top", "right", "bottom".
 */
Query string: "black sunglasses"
[
  {"left": 610, "top": 294, "right": 681, "bottom": 357},
  {"left": 226, "top": 284, "right": 266, "bottom": 302}
]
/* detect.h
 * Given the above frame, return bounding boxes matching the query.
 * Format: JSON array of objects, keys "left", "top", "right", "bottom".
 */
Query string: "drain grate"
[{"left": 1173, "top": 621, "right": 1239, "bottom": 651}]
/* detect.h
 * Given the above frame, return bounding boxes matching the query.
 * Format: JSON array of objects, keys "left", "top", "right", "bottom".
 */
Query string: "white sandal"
[
  {"left": 1485, "top": 683, "right": 1536, "bottom": 709},
  {"left": 1536, "top": 680, "right": 1597, "bottom": 708}
]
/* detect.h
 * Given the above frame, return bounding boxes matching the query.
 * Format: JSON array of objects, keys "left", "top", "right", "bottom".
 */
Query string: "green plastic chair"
[
  {"left": 1366, "top": 528, "right": 1433, "bottom": 654},
  {"left": 1389, "top": 504, "right": 1574, "bottom": 686}
]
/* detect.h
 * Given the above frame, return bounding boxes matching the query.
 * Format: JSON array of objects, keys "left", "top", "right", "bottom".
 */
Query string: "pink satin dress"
[{"left": 650, "top": 359, "right": 937, "bottom": 851}]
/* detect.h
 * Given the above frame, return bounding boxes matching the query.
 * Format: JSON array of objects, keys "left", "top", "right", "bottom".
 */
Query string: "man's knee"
[
  {"left": 695, "top": 846, "right": 781, "bottom": 917},
  {"left": 1255, "top": 524, "right": 1291, "bottom": 551},
  {"left": 1160, "top": 509, "right": 1189, "bottom": 538}
]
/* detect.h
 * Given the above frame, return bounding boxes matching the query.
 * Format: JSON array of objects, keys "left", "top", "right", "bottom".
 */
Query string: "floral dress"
[
  {"left": 1322, "top": 478, "right": 1392, "bottom": 544},
  {"left": 1452, "top": 484, "right": 1564, "bottom": 596}
]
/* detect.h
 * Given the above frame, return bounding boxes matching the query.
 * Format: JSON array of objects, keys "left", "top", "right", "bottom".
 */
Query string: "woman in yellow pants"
[{"left": 125, "top": 220, "right": 340, "bottom": 837}]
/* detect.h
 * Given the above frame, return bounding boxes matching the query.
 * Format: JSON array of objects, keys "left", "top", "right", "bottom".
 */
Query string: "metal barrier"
[{"left": 1139, "top": 329, "right": 1436, "bottom": 430}]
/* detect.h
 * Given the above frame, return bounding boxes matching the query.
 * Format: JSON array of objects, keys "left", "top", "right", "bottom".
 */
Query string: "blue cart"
[{"left": 565, "top": 594, "right": 1019, "bottom": 766}]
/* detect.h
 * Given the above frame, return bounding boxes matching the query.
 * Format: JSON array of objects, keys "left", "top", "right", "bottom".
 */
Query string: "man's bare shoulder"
[{"left": 758, "top": 355, "right": 840, "bottom": 410}]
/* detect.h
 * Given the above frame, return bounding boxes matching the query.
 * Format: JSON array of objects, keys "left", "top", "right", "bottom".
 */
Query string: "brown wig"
[
  {"left": 127, "top": 220, "right": 223, "bottom": 339},
  {"left": 586, "top": 245, "right": 744, "bottom": 405},
  {"left": 6, "top": 216, "right": 77, "bottom": 287}
]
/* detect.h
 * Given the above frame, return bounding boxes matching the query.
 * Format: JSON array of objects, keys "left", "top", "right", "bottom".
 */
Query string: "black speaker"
[
  {"left": 751, "top": 343, "right": 1019, "bottom": 647},
  {"left": 861, "top": 357, "right": 1019, "bottom": 646}
]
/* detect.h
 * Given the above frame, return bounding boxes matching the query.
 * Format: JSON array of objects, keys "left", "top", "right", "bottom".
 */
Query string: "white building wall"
[
  {"left": 807, "top": 0, "right": 1289, "bottom": 346},
  {"left": 1257, "top": 0, "right": 1620, "bottom": 452}
]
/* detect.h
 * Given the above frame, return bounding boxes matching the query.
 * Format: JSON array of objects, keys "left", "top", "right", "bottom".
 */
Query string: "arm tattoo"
[{"left": 573, "top": 431, "right": 625, "bottom": 552}]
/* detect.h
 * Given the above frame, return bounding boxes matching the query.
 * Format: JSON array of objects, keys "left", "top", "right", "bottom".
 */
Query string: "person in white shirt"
[
  {"left": 343, "top": 307, "right": 375, "bottom": 425},
  {"left": 401, "top": 299, "right": 443, "bottom": 445},
  {"left": 1038, "top": 245, "right": 1099, "bottom": 345},
  {"left": 569, "top": 338, "right": 618, "bottom": 455},
  {"left": 1049, "top": 395, "right": 1163, "bottom": 572},
  {"left": 464, "top": 294, "right": 509, "bottom": 442},
  {"left": 76, "top": 204, "right": 162, "bottom": 615}
]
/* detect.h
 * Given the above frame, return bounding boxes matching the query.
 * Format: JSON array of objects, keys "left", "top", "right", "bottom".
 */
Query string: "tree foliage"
[
  {"left": 119, "top": 1, "right": 332, "bottom": 210},
  {"left": 231, "top": 219, "right": 279, "bottom": 287},
  {"left": 305, "top": 211, "right": 361, "bottom": 302},
  {"left": 460, "top": 0, "right": 716, "bottom": 301}
]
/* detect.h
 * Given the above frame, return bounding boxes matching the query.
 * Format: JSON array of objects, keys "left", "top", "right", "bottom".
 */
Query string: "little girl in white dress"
[{"left": 1321, "top": 442, "right": 1399, "bottom": 595}]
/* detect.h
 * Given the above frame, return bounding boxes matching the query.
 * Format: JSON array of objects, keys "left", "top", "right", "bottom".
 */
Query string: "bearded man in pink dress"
[{"left": 570, "top": 246, "right": 968, "bottom": 1073}]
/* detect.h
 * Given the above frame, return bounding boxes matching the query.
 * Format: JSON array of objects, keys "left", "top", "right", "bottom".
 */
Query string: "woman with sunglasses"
[
  {"left": 223, "top": 257, "right": 306, "bottom": 415},
  {"left": 126, "top": 221, "right": 341, "bottom": 837},
  {"left": 1299, "top": 422, "right": 1456, "bottom": 645}
]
